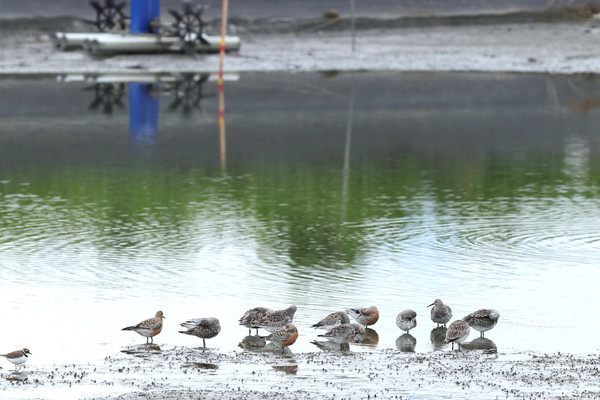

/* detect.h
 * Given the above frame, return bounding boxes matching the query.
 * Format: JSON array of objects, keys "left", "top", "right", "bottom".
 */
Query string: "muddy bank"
[
  {"left": 2, "top": 0, "right": 600, "bottom": 21},
  {"left": 2, "top": 344, "right": 600, "bottom": 400},
  {"left": 2, "top": 12, "right": 600, "bottom": 74},
  {"left": 1, "top": 5, "right": 598, "bottom": 35}
]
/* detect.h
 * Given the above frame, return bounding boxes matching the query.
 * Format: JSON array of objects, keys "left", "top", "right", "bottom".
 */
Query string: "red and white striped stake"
[{"left": 218, "top": 0, "right": 229, "bottom": 171}]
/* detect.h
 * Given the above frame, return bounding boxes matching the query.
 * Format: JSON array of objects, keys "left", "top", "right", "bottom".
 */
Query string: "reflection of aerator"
[
  {"left": 53, "top": 0, "right": 240, "bottom": 54},
  {"left": 81, "top": 73, "right": 215, "bottom": 116},
  {"left": 169, "top": 73, "right": 211, "bottom": 115},
  {"left": 86, "top": 82, "right": 126, "bottom": 114},
  {"left": 60, "top": 71, "right": 238, "bottom": 146}
]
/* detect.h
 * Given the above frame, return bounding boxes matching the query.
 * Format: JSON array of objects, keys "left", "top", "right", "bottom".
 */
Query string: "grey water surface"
[{"left": 1, "top": 71, "right": 600, "bottom": 377}]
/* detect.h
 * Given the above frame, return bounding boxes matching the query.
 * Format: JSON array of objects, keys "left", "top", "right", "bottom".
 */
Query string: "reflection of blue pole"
[
  {"left": 129, "top": 83, "right": 158, "bottom": 145},
  {"left": 130, "top": 0, "right": 160, "bottom": 33}
]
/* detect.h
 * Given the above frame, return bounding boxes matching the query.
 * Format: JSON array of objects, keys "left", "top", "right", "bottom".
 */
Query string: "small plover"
[{"left": 1, "top": 348, "right": 31, "bottom": 371}]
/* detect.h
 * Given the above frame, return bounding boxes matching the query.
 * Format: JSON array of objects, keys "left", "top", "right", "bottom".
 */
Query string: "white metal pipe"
[
  {"left": 54, "top": 32, "right": 241, "bottom": 53},
  {"left": 52, "top": 33, "right": 96, "bottom": 50}
]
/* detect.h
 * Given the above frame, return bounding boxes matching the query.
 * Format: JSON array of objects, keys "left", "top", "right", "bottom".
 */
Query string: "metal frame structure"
[{"left": 52, "top": 0, "right": 240, "bottom": 54}]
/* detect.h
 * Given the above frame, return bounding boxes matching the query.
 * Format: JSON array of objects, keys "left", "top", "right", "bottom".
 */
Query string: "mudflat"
[
  {"left": 3, "top": 344, "right": 600, "bottom": 399},
  {"left": 1, "top": 13, "right": 600, "bottom": 74}
]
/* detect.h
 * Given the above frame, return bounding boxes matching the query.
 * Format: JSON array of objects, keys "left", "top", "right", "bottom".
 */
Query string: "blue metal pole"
[
  {"left": 129, "top": 83, "right": 158, "bottom": 145},
  {"left": 130, "top": 0, "right": 160, "bottom": 33}
]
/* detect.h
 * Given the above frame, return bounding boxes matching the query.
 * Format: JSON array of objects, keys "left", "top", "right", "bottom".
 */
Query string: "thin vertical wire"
[{"left": 350, "top": 0, "right": 356, "bottom": 52}]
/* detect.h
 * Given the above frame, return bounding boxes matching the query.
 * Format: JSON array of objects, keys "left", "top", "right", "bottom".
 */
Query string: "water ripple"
[{"left": 357, "top": 211, "right": 600, "bottom": 269}]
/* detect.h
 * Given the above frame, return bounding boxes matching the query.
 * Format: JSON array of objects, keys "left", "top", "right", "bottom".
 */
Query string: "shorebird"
[
  {"left": 179, "top": 317, "right": 221, "bottom": 347},
  {"left": 239, "top": 307, "right": 273, "bottom": 335},
  {"left": 318, "top": 323, "right": 365, "bottom": 344},
  {"left": 310, "top": 311, "right": 350, "bottom": 330},
  {"left": 346, "top": 306, "right": 379, "bottom": 327},
  {"left": 1, "top": 348, "right": 31, "bottom": 371},
  {"left": 261, "top": 323, "right": 299, "bottom": 348},
  {"left": 428, "top": 299, "right": 452, "bottom": 327},
  {"left": 444, "top": 319, "right": 470, "bottom": 350},
  {"left": 121, "top": 311, "right": 165, "bottom": 344},
  {"left": 256, "top": 305, "right": 297, "bottom": 333},
  {"left": 463, "top": 309, "right": 500, "bottom": 337},
  {"left": 396, "top": 309, "right": 417, "bottom": 333}
]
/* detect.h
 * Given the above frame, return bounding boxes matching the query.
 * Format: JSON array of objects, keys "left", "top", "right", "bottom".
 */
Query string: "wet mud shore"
[
  {"left": 2, "top": 343, "right": 600, "bottom": 400},
  {"left": 2, "top": 10, "right": 600, "bottom": 74}
]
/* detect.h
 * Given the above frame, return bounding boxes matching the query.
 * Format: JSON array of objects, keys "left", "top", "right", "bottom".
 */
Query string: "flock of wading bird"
[
  {"left": 121, "top": 299, "right": 499, "bottom": 352},
  {"left": 0, "top": 299, "right": 500, "bottom": 371}
]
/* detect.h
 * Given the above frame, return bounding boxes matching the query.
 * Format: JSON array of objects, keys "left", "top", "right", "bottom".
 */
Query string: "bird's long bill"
[{"left": 427, "top": 303, "right": 434, "bottom": 307}]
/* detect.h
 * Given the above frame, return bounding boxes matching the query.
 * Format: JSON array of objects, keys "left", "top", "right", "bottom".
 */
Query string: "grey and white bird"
[
  {"left": 462, "top": 309, "right": 500, "bottom": 338},
  {"left": 256, "top": 305, "right": 297, "bottom": 333},
  {"left": 179, "top": 317, "right": 221, "bottom": 347},
  {"left": 310, "top": 311, "right": 350, "bottom": 331},
  {"left": 444, "top": 319, "right": 470, "bottom": 350},
  {"left": 396, "top": 309, "right": 417, "bottom": 333},
  {"left": 318, "top": 323, "right": 365, "bottom": 344},
  {"left": 428, "top": 299, "right": 452, "bottom": 327},
  {"left": 239, "top": 307, "right": 273, "bottom": 335}
]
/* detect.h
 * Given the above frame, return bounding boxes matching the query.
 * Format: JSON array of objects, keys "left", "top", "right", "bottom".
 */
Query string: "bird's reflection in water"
[
  {"left": 238, "top": 336, "right": 294, "bottom": 355},
  {"left": 4, "top": 371, "right": 28, "bottom": 382},
  {"left": 430, "top": 327, "right": 448, "bottom": 350},
  {"left": 264, "top": 343, "right": 295, "bottom": 355},
  {"left": 396, "top": 333, "right": 417, "bottom": 352},
  {"left": 181, "top": 362, "right": 219, "bottom": 370},
  {"left": 120, "top": 344, "right": 162, "bottom": 359},
  {"left": 272, "top": 363, "right": 299, "bottom": 374},
  {"left": 461, "top": 337, "right": 497, "bottom": 353},
  {"left": 239, "top": 335, "right": 267, "bottom": 350},
  {"left": 311, "top": 340, "right": 351, "bottom": 352},
  {"left": 354, "top": 328, "right": 379, "bottom": 346}
]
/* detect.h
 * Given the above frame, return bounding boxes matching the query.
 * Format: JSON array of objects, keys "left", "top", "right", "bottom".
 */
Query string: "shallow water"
[{"left": 1, "top": 71, "right": 600, "bottom": 385}]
